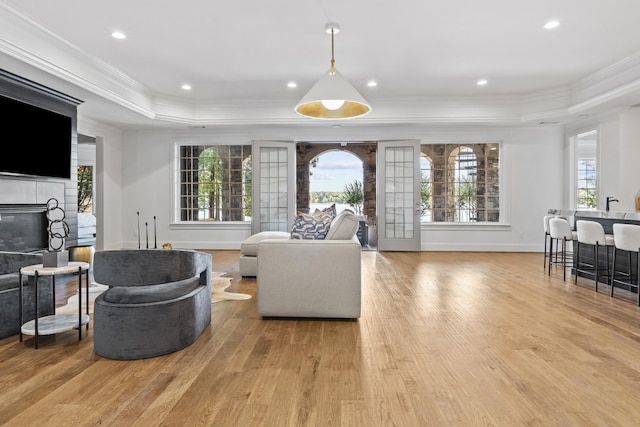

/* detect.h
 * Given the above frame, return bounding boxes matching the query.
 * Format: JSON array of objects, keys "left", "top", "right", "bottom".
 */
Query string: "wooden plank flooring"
[{"left": 1, "top": 250, "right": 640, "bottom": 426}]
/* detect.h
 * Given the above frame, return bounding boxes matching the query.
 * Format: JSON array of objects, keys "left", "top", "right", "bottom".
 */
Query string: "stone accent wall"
[{"left": 295, "top": 142, "right": 377, "bottom": 225}]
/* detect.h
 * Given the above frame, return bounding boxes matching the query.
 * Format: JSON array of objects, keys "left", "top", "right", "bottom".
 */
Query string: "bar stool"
[
  {"left": 610, "top": 223, "right": 640, "bottom": 305},
  {"left": 543, "top": 215, "right": 567, "bottom": 269},
  {"left": 548, "top": 218, "right": 577, "bottom": 281},
  {"left": 543, "top": 215, "right": 554, "bottom": 268},
  {"left": 575, "top": 220, "right": 615, "bottom": 292}
]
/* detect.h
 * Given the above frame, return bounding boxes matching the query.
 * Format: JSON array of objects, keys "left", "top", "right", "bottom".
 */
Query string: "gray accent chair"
[
  {"left": 0, "top": 251, "right": 54, "bottom": 340},
  {"left": 93, "top": 249, "right": 212, "bottom": 360}
]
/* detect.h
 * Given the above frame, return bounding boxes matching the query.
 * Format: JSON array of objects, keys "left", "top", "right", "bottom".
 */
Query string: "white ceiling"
[{"left": 2, "top": 0, "right": 640, "bottom": 130}]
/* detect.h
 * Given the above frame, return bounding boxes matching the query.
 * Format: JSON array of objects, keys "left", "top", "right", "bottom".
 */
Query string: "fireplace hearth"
[{"left": 0, "top": 204, "right": 49, "bottom": 253}]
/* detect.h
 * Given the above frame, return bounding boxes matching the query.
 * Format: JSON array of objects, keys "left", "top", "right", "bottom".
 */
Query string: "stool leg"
[
  {"left": 637, "top": 251, "right": 640, "bottom": 306},
  {"left": 544, "top": 232, "right": 548, "bottom": 268},
  {"left": 574, "top": 241, "right": 580, "bottom": 285},
  {"left": 562, "top": 238, "right": 567, "bottom": 281},
  {"left": 547, "top": 237, "right": 553, "bottom": 276},
  {"left": 609, "top": 246, "right": 612, "bottom": 289},
  {"left": 548, "top": 237, "right": 553, "bottom": 276},
  {"left": 629, "top": 251, "right": 633, "bottom": 291},
  {"left": 594, "top": 243, "right": 599, "bottom": 293},
  {"left": 611, "top": 247, "right": 617, "bottom": 297}
]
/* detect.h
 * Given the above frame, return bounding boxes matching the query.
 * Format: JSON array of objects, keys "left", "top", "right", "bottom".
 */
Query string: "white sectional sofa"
[
  {"left": 240, "top": 208, "right": 361, "bottom": 277},
  {"left": 239, "top": 231, "right": 289, "bottom": 277},
  {"left": 248, "top": 209, "right": 362, "bottom": 319}
]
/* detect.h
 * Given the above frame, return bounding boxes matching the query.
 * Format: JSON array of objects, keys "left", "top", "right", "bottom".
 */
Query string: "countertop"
[{"left": 548, "top": 209, "right": 640, "bottom": 221}]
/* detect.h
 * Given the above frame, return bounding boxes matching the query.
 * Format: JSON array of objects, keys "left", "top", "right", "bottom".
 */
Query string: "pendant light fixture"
[{"left": 295, "top": 23, "right": 371, "bottom": 119}]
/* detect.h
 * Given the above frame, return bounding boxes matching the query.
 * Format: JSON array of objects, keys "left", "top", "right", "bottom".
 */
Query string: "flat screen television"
[{"left": 0, "top": 94, "right": 72, "bottom": 179}]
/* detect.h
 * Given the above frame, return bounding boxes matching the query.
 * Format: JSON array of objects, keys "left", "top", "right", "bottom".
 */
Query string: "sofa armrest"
[{"left": 257, "top": 239, "right": 361, "bottom": 318}]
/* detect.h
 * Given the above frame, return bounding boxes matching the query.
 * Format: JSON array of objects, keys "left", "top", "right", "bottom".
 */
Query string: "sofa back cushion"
[
  {"left": 325, "top": 210, "right": 359, "bottom": 240},
  {"left": 94, "top": 249, "right": 211, "bottom": 286},
  {"left": 0, "top": 252, "right": 43, "bottom": 275}
]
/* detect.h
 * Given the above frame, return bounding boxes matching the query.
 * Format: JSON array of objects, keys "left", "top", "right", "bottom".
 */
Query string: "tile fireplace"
[{"left": 0, "top": 204, "right": 48, "bottom": 253}]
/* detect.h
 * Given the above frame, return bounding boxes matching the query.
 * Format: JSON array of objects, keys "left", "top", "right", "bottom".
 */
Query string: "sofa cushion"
[
  {"left": 240, "top": 231, "right": 290, "bottom": 257},
  {"left": 101, "top": 275, "right": 202, "bottom": 304},
  {"left": 290, "top": 212, "right": 332, "bottom": 240},
  {"left": 325, "top": 210, "right": 360, "bottom": 240}
]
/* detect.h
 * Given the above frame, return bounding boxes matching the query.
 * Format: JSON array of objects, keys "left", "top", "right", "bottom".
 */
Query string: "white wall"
[
  {"left": 120, "top": 131, "right": 254, "bottom": 250},
  {"left": 77, "top": 117, "right": 124, "bottom": 251},
  {"left": 618, "top": 107, "right": 640, "bottom": 210},
  {"left": 77, "top": 143, "right": 96, "bottom": 168},
  {"left": 419, "top": 126, "right": 564, "bottom": 251},
  {"left": 83, "top": 125, "right": 565, "bottom": 252},
  {"left": 596, "top": 115, "right": 622, "bottom": 210},
  {"left": 564, "top": 110, "right": 637, "bottom": 212}
]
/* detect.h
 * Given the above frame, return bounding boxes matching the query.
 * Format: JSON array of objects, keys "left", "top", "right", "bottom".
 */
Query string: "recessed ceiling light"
[
  {"left": 287, "top": 82, "right": 297, "bottom": 88},
  {"left": 111, "top": 31, "right": 126, "bottom": 40},
  {"left": 181, "top": 84, "right": 192, "bottom": 91},
  {"left": 477, "top": 79, "right": 488, "bottom": 86},
  {"left": 367, "top": 81, "right": 378, "bottom": 87},
  {"left": 544, "top": 20, "right": 560, "bottom": 29}
]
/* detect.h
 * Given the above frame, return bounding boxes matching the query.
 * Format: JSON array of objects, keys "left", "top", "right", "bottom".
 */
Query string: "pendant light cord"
[{"left": 330, "top": 27, "right": 335, "bottom": 75}]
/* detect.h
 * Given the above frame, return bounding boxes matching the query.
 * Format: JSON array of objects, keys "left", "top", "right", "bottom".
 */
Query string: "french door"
[
  {"left": 377, "top": 140, "right": 421, "bottom": 251},
  {"left": 251, "top": 140, "right": 296, "bottom": 234}
]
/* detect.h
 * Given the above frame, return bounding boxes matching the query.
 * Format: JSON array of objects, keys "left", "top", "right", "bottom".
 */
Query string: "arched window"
[
  {"left": 449, "top": 146, "right": 478, "bottom": 222},
  {"left": 308, "top": 150, "right": 363, "bottom": 215},
  {"left": 420, "top": 143, "right": 499, "bottom": 223},
  {"left": 420, "top": 154, "right": 433, "bottom": 222}
]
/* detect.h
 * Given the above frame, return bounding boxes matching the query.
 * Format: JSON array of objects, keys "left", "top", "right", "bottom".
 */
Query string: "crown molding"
[
  {"left": 0, "top": 3, "right": 148, "bottom": 94},
  {"left": 2, "top": 2, "right": 640, "bottom": 128},
  {"left": 568, "top": 77, "right": 640, "bottom": 115},
  {"left": 572, "top": 51, "right": 640, "bottom": 91}
]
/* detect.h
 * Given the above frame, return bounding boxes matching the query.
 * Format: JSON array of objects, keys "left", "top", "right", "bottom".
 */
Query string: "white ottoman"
[{"left": 240, "top": 231, "right": 290, "bottom": 277}]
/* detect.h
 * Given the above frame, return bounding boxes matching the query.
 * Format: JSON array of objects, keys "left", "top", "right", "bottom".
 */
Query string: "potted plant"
[
  {"left": 343, "top": 180, "right": 368, "bottom": 245},
  {"left": 343, "top": 180, "right": 363, "bottom": 216}
]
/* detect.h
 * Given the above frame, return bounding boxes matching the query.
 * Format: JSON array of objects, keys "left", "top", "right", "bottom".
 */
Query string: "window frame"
[
  {"left": 570, "top": 129, "right": 599, "bottom": 211},
  {"left": 420, "top": 141, "right": 503, "bottom": 226},
  {"left": 170, "top": 140, "right": 253, "bottom": 229}
]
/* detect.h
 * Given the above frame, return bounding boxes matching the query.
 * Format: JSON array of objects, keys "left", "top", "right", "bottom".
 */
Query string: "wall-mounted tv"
[{"left": 0, "top": 94, "right": 72, "bottom": 179}]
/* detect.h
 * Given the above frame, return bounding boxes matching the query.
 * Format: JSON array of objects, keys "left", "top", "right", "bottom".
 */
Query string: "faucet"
[{"left": 606, "top": 196, "right": 619, "bottom": 212}]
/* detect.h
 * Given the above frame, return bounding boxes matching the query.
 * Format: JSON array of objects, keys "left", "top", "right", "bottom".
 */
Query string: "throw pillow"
[
  {"left": 313, "top": 203, "right": 337, "bottom": 220},
  {"left": 290, "top": 212, "right": 332, "bottom": 240}
]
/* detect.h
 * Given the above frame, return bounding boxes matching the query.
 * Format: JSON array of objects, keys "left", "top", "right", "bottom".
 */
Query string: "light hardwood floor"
[{"left": 1, "top": 250, "right": 640, "bottom": 426}]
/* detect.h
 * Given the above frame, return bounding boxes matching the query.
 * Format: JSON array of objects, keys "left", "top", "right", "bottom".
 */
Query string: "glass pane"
[{"left": 384, "top": 146, "right": 414, "bottom": 240}]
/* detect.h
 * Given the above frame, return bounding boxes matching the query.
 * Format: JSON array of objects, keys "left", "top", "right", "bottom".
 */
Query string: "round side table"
[{"left": 19, "top": 261, "right": 90, "bottom": 349}]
